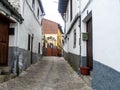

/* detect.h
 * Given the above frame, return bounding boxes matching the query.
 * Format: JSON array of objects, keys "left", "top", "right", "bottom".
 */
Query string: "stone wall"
[
  {"left": 8, "top": 47, "right": 42, "bottom": 75},
  {"left": 92, "top": 60, "right": 120, "bottom": 90},
  {"left": 63, "top": 51, "right": 80, "bottom": 71}
]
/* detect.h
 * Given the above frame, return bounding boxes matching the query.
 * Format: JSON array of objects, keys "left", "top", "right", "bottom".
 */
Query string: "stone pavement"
[{"left": 0, "top": 56, "right": 92, "bottom": 90}]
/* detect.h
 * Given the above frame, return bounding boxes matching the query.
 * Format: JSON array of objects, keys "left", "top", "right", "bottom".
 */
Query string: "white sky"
[{"left": 41, "top": 0, "right": 64, "bottom": 28}]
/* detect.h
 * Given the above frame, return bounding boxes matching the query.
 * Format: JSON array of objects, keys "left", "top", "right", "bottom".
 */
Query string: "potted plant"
[{"left": 80, "top": 67, "right": 90, "bottom": 75}]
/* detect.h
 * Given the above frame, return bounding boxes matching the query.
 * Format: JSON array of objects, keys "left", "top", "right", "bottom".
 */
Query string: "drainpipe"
[
  {"left": 78, "top": 0, "right": 81, "bottom": 74},
  {"left": 64, "top": 13, "right": 66, "bottom": 34},
  {"left": 16, "top": 22, "right": 19, "bottom": 76},
  {"left": 78, "top": 15, "right": 81, "bottom": 73}
]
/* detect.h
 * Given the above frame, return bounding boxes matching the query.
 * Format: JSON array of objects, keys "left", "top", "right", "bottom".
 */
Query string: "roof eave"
[
  {"left": 58, "top": 24, "right": 64, "bottom": 34},
  {"left": 58, "top": 0, "right": 68, "bottom": 17},
  {"left": 1, "top": 0, "right": 24, "bottom": 23},
  {"left": 38, "top": 0, "right": 45, "bottom": 15}
]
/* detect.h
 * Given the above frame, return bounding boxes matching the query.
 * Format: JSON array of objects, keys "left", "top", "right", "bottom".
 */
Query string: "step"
[
  {"left": 0, "top": 74, "right": 17, "bottom": 83},
  {"left": 10, "top": 73, "right": 17, "bottom": 79},
  {"left": 0, "top": 75, "right": 7, "bottom": 83},
  {"left": 0, "top": 66, "right": 11, "bottom": 75}
]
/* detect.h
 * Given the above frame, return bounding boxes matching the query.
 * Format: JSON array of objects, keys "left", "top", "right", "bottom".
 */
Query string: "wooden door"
[
  {"left": 0, "top": 23, "right": 9, "bottom": 65},
  {"left": 86, "top": 18, "right": 93, "bottom": 70}
]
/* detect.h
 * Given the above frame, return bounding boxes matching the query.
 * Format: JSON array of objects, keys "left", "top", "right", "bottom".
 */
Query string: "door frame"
[
  {"left": 0, "top": 21, "right": 9, "bottom": 66},
  {"left": 86, "top": 17, "right": 93, "bottom": 70}
]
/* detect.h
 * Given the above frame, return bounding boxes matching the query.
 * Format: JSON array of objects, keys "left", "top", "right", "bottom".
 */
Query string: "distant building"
[
  {"left": 42, "top": 19, "right": 63, "bottom": 56},
  {"left": 59, "top": 0, "right": 120, "bottom": 89},
  {"left": 0, "top": 0, "right": 45, "bottom": 75},
  {"left": 57, "top": 24, "right": 64, "bottom": 56}
]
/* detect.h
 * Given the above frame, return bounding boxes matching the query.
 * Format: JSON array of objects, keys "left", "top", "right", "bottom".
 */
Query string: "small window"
[
  {"left": 28, "top": 34, "right": 31, "bottom": 50},
  {"left": 32, "top": 0, "right": 35, "bottom": 9},
  {"left": 37, "top": 8, "right": 39, "bottom": 19},
  {"left": 38, "top": 43, "right": 40, "bottom": 54},
  {"left": 73, "top": 29, "right": 76, "bottom": 48}
]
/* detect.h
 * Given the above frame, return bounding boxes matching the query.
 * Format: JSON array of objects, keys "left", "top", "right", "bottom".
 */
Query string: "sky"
[{"left": 41, "top": 0, "right": 64, "bottom": 28}]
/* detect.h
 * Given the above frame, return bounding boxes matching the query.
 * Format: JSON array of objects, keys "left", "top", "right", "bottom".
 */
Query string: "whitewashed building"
[
  {"left": 0, "top": 0, "right": 23, "bottom": 75},
  {"left": 7, "top": 0, "right": 44, "bottom": 75},
  {"left": 58, "top": 0, "right": 81, "bottom": 71},
  {"left": 59, "top": 0, "right": 120, "bottom": 89}
]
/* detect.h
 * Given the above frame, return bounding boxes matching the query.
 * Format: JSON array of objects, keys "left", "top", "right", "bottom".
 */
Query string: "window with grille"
[
  {"left": 73, "top": 29, "right": 76, "bottom": 48},
  {"left": 37, "top": 8, "right": 39, "bottom": 19},
  {"left": 28, "top": 34, "right": 31, "bottom": 51},
  {"left": 38, "top": 43, "right": 40, "bottom": 54}
]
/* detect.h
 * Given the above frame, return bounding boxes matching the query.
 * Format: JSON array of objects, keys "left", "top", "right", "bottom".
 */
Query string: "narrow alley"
[{"left": 0, "top": 57, "right": 91, "bottom": 90}]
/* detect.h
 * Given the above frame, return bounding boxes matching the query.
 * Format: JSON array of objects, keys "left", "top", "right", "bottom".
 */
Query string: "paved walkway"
[{"left": 0, "top": 56, "right": 92, "bottom": 90}]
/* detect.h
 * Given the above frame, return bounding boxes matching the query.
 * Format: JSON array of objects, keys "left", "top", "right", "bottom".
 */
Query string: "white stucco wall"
[
  {"left": 92, "top": 0, "right": 120, "bottom": 72},
  {"left": 68, "top": 22, "right": 80, "bottom": 55},
  {"left": 65, "top": 0, "right": 80, "bottom": 33},
  {"left": 81, "top": 0, "right": 92, "bottom": 56},
  {"left": 63, "top": 39, "right": 68, "bottom": 53},
  {"left": 9, "top": 0, "right": 43, "bottom": 54},
  {"left": 63, "top": 0, "right": 80, "bottom": 55},
  {"left": 81, "top": 0, "right": 120, "bottom": 72}
]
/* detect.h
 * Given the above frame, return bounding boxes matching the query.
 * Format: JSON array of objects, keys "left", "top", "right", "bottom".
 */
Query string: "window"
[
  {"left": 73, "top": 29, "right": 76, "bottom": 48},
  {"left": 37, "top": 8, "right": 39, "bottom": 19},
  {"left": 28, "top": 34, "right": 31, "bottom": 50},
  {"left": 32, "top": 0, "right": 35, "bottom": 9},
  {"left": 38, "top": 43, "right": 40, "bottom": 54},
  {"left": 70, "top": 0, "right": 73, "bottom": 21}
]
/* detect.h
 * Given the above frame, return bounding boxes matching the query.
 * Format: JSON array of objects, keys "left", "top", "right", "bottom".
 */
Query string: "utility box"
[{"left": 82, "top": 32, "right": 88, "bottom": 41}]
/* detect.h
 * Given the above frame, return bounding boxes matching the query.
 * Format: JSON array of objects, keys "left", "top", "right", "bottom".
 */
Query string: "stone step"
[
  {"left": 0, "top": 67, "right": 17, "bottom": 83},
  {"left": 10, "top": 73, "right": 17, "bottom": 79},
  {"left": 0, "top": 66, "right": 11, "bottom": 75},
  {"left": 0, "top": 74, "right": 17, "bottom": 83},
  {"left": 0, "top": 75, "right": 7, "bottom": 83}
]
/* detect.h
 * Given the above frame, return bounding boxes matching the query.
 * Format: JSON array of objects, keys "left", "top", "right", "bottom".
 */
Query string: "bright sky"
[{"left": 41, "top": 0, "right": 64, "bottom": 28}]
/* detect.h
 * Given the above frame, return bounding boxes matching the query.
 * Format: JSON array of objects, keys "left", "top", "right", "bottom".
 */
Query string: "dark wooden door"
[
  {"left": 86, "top": 18, "right": 93, "bottom": 70},
  {"left": 0, "top": 23, "right": 9, "bottom": 65}
]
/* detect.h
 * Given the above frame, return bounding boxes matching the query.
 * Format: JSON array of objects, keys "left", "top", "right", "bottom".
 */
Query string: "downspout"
[
  {"left": 78, "top": 0, "right": 81, "bottom": 74},
  {"left": 16, "top": 23, "right": 19, "bottom": 76},
  {"left": 79, "top": 15, "right": 81, "bottom": 72},
  {"left": 64, "top": 13, "right": 66, "bottom": 34},
  {"left": 14, "top": 23, "right": 19, "bottom": 76}
]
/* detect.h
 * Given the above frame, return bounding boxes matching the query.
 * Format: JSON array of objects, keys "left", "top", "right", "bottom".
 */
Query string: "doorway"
[
  {"left": 86, "top": 17, "right": 93, "bottom": 70},
  {"left": 0, "top": 22, "right": 9, "bottom": 65}
]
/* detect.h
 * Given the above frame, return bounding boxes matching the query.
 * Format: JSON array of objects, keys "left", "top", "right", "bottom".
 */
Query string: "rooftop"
[{"left": 42, "top": 19, "right": 59, "bottom": 34}]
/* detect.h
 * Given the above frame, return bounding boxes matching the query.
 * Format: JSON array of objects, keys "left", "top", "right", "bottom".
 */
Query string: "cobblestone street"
[{"left": 0, "top": 57, "right": 92, "bottom": 90}]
